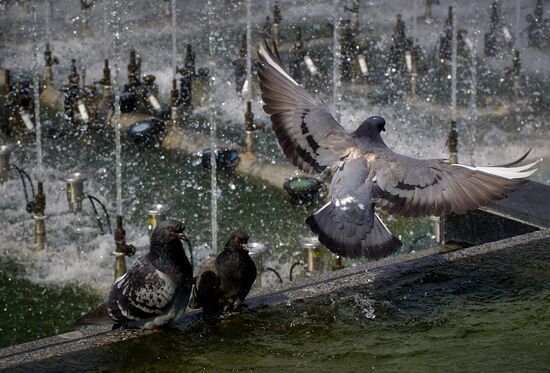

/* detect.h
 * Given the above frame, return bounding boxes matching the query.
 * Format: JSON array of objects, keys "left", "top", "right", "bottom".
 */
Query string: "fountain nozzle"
[
  {"left": 44, "top": 43, "right": 59, "bottom": 85},
  {"left": 26, "top": 182, "right": 46, "bottom": 251},
  {"left": 447, "top": 120, "right": 458, "bottom": 164},
  {"left": 245, "top": 101, "right": 263, "bottom": 132},
  {"left": 146, "top": 203, "right": 171, "bottom": 235},
  {"left": 170, "top": 78, "right": 179, "bottom": 123},
  {"left": 114, "top": 215, "right": 136, "bottom": 279},
  {"left": 300, "top": 236, "right": 323, "bottom": 273},
  {"left": 65, "top": 172, "right": 87, "bottom": 213},
  {"left": 0, "top": 144, "right": 14, "bottom": 183}
]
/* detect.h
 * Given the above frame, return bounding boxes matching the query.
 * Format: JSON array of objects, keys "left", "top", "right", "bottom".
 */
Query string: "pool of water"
[
  {"left": 1, "top": 0, "right": 549, "bottom": 354},
  {"left": 11, "top": 237, "right": 549, "bottom": 372},
  {"left": 0, "top": 257, "right": 100, "bottom": 348}
]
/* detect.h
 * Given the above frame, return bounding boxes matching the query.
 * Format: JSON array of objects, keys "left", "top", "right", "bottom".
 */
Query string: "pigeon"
[
  {"left": 77, "top": 219, "right": 193, "bottom": 329},
  {"left": 190, "top": 231, "right": 257, "bottom": 313},
  {"left": 256, "top": 42, "right": 539, "bottom": 259}
]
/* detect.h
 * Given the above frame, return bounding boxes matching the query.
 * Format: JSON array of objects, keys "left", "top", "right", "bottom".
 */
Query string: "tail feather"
[
  {"left": 306, "top": 203, "right": 401, "bottom": 259},
  {"left": 74, "top": 303, "right": 114, "bottom": 326}
]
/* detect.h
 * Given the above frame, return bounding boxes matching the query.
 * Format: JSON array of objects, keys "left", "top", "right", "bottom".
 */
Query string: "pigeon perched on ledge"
[
  {"left": 190, "top": 231, "right": 257, "bottom": 313},
  {"left": 77, "top": 219, "right": 193, "bottom": 329},
  {"left": 257, "top": 42, "right": 539, "bottom": 259}
]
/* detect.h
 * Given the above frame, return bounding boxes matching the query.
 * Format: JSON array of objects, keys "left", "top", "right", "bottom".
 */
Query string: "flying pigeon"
[
  {"left": 77, "top": 219, "right": 193, "bottom": 329},
  {"left": 190, "top": 231, "right": 257, "bottom": 313},
  {"left": 256, "top": 42, "right": 538, "bottom": 259}
]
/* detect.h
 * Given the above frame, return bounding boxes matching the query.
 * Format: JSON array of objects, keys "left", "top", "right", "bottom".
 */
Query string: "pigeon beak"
[
  {"left": 241, "top": 243, "right": 248, "bottom": 250},
  {"left": 177, "top": 232, "right": 188, "bottom": 240}
]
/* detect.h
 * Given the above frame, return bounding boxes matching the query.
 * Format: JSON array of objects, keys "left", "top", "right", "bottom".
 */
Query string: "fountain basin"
[{"left": 1, "top": 229, "right": 548, "bottom": 371}]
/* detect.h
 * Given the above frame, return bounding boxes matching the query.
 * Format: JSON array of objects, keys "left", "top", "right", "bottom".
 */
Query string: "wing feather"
[
  {"left": 371, "top": 151, "right": 538, "bottom": 218},
  {"left": 257, "top": 42, "right": 354, "bottom": 173}
]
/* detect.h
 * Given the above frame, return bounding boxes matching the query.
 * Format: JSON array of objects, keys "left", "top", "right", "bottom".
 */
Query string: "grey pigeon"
[
  {"left": 190, "top": 231, "right": 257, "bottom": 313},
  {"left": 78, "top": 219, "right": 193, "bottom": 329},
  {"left": 257, "top": 43, "right": 538, "bottom": 259}
]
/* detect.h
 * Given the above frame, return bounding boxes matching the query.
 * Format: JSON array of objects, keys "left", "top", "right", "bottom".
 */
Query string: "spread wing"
[
  {"left": 257, "top": 42, "right": 354, "bottom": 173},
  {"left": 370, "top": 150, "right": 539, "bottom": 218},
  {"left": 306, "top": 158, "right": 402, "bottom": 259},
  {"left": 107, "top": 257, "right": 180, "bottom": 322}
]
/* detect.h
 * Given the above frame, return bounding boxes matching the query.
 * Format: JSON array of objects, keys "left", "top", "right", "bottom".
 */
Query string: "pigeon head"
[
  {"left": 353, "top": 116, "right": 387, "bottom": 143},
  {"left": 226, "top": 230, "right": 250, "bottom": 250},
  {"left": 151, "top": 219, "right": 187, "bottom": 248}
]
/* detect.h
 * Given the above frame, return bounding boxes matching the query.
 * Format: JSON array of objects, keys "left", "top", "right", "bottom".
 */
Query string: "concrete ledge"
[{"left": 1, "top": 228, "right": 548, "bottom": 369}]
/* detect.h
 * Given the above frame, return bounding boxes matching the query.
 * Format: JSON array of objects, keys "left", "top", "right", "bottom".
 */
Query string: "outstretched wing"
[
  {"left": 306, "top": 158, "right": 402, "bottom": 259},
  {"left": 370, "top": 150, "right": 539, "bottom": 218},
  {"left": 107, "top": 257, "right": 180, "bottom": 322},
  {"left": 257, "top": 42, "right": 354, "bottom": 173}
]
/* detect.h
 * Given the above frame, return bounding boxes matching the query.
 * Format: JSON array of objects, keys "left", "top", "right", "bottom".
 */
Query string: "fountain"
[
  {"left": 484, "top": 1, "right": 513, "bottom": 57},
  {"left": 469, "top": 29, "right": 478, "bottom": 165},
  {"left": 448, "top": 2, "right": 458, "bottom": 164},
  {"left": 332, "top": 0, "right": 342, "bottom": 120},
  {"left": 272, "top": 2, "right": 282, "bottom": 45},
  {"left": 207, "top": 0, "right": 218, "bottom": 254},
  {"left": 0, "top": 144, "right": 14, "bottom": 183},
  {"left": 0, "top": 0, "right": 549, "bottom": 363},
  {"left": 111, "top": 0, "right": 134, "bottom": 279}
]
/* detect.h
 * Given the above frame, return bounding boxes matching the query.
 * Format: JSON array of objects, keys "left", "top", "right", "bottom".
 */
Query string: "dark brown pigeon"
[
  {"left": 257, "top": 42, "right": 538, "bottom": 259},
  {"left": 190, "top": 231, "right": 257, "bottom": 313}
]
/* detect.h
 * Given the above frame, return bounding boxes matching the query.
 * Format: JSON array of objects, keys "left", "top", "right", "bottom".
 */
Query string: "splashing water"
[
  {"left": 412, "top": 0, "right": 418, "bottom": 41},
  {"left": 245, "top": 0, "right": 252, "bottom": 103},
  {"left": 208, "top": 0, "right": 218, "bottom": 254},
  {"left": 332, "top": 0, "right": 341, "bottom": 121},
  {"left": 450, "top": 2, "right": 458, "bottom": 123},
  {"left": 112, "top": 1, "right": 123, "bottom": 217},
  {"left": 171, "top": 0, "right": 177, "bottom": 76},
  {"left": 32, "top": 5, "right": 43, "bottom": 182},
  {"left": 469, "top": 30, "right": 478, "bottom": 165}
]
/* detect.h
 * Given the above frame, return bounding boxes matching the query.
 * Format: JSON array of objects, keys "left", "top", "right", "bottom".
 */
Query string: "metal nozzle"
[
  {"left": 114, "top": 215, "right": 136, "bottom": 279},
  {"left": 146, "top": 203, "right": 171, "bottom": 235},
  {"left": 65, "top": 172, "right": 87, "bottom": 212},
  {"left": 247, "top": 242, "right": 269, "bottom": 287},
  {"left": 0, "top": 144, "right": 14, "bottom": 183},
  {"left": 32, "top": 182, "right": 46, "bottom": 251},
  {"left": 447, "top": 120, "right": 458, "bottom": 164},
  {"left": 300, "top": 236, "right": 323, "bottom": 273}
]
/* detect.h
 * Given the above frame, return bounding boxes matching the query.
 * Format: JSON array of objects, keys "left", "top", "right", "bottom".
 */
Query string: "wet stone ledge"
[{"left": 0, "top": 229, "right": 549, "bottom": 370}]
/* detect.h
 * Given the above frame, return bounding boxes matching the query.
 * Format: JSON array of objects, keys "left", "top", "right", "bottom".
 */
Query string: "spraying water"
[
  {"left": 469, "top": 30, "right": 478, "bottom": 165},
  {"left": 171, "top": 0, "right": 177, "bottom": 76},
  {"left": 111, "top": 1, "right": 123, "bottom": 217},
  {"left": 45, "top": 0, "right": 52, "bottom": 42},
  {"left": 32, "top": 5, "right": 43, "bottom": 181},
  {"left": 332, "top": 0, "right": 341, "bottom": 120},
  {"left": 207, "top": 0, "right": 218, "bottom": 254},
  {"left": 450, "top": 4, "right": 457, "bottom": 123},
  {"left": 102, "top": 1, "right": 110, "bottom": 63},
  {"left": 245, "top": 0, "right": 252, "bottom": 103},
  {"left": 412, "top": 0, "right": 418, "bottom": 42},
  {"left": 515, "top": 0, "right": 520, "bottom": 47}
]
